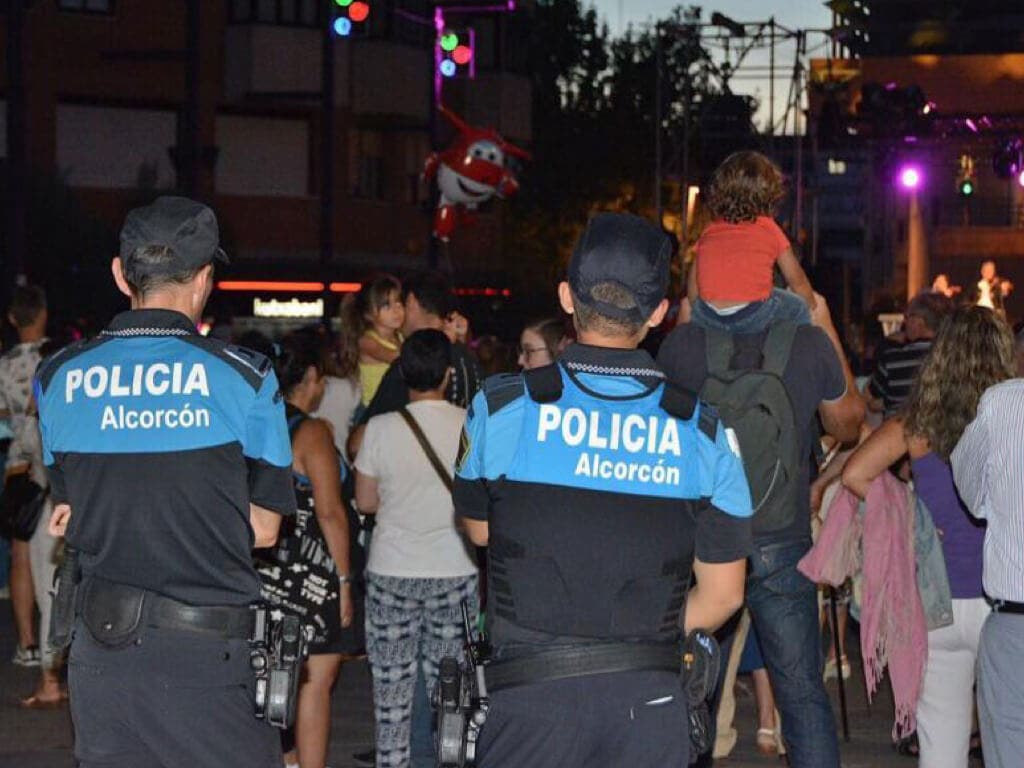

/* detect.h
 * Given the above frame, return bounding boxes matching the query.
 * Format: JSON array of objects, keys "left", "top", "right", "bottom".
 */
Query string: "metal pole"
[
  {"left": 182, "top": 0, "right": 201, "bottom": 197},
  {"left": 427, "top": 4, "right": 442, "bottom": 270},
  {"left": 681, "top": 74, "right": 690, "bottom": 251},
  {"left": 768, "top": 18, "right": 775, "bottom": 136},
  {"left": 829, "top": 588, "right": 851, "bottom": 742},
  {"left": 321, "top": 0, "right": 336, "bottom": 306},
  {"left": 654, "top": 25, "right": 663, "bottom": 226},
  {"left": 793, "top": 34, "right": 804, "bottom": 243},
  {"left": 6, "top": 0, "right": 27, "bottom": 285}
]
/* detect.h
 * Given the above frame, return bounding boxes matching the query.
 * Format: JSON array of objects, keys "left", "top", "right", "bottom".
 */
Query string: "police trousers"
[
  {"left": 68, "top": 619, "right": 281, "bottom": 768},
  {"left": 475, "top": 670, "right": 689, "bottom": 768}
]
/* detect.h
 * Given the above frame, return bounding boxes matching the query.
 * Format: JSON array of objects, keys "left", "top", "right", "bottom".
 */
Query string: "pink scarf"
[{"left": 798, "top": 474, "right": 927, "bottom": 739}]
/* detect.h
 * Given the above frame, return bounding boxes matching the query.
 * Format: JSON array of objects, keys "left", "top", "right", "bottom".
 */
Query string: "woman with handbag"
[{"left": 355, "top": 329, "right": 478, "bottom": 768}]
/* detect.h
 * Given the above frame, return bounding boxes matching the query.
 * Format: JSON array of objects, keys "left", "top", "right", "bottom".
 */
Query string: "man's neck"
[
  {"left": 574, "top": 330, "right": 642, "bottom": 350},
  {"left": 17, "top": 324, "right": 45, "bottom": 344},
  {"left": 409, "top": 388, "right": 445, "bottom": 403},
  {"left": 131, "top": 293, "right": 200, "bottom": 325}
]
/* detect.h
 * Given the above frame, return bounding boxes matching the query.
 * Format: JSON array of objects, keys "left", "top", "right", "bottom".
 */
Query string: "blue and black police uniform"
[
  {"left": 36, "top": 199, "right": 296, "bottom": 768},
  {"left": 454, "top": 343, "right": 754, "bottom": 767}
]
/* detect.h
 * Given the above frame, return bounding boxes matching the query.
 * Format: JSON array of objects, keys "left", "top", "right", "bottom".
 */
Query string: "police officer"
[
  {"left": 36, "top": 197, "right": 296, "bottom": 768},
  {"left": 454, "top": 213, "right": 754, "bottom": 767}
]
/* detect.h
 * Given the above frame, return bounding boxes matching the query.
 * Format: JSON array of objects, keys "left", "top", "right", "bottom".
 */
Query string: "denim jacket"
[{"left": 913, "top": 495, "right": 954, "bottom": 631}]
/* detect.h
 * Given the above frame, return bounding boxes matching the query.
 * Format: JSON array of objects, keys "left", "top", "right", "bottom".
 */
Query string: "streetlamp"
[{"left": 897, "top": 162, "right": 928, "bottom": 300}]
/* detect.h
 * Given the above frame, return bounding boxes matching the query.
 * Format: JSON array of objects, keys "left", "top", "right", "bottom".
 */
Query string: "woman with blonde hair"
[{"left": 842, "top": 306, "right": 1017, "bottom": 768}]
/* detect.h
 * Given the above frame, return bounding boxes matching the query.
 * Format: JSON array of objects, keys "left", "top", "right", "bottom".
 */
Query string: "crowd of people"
[{"left": 0, "top": 149, "right": 1022, "bottom": 768}]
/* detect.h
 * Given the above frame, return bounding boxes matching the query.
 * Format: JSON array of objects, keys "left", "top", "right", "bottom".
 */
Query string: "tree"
[{"left": 504, "top": 2, "right": 714, "bottom": 307}]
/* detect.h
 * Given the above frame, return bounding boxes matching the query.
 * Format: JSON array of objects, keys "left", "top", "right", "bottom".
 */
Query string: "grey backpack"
[{"left": 700, "top": 323, "right": 801, "bottom": 536}]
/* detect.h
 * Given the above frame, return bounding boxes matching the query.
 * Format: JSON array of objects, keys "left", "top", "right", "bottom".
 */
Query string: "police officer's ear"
[
  {"left": 645, "top": 299, "right": 670, "bottom": 330},
  {"left": 557, "top": 282, "right": 575, "bottom": 316},
  {"left": 111, "top": 257, "right": 133, "bottom": 299}
]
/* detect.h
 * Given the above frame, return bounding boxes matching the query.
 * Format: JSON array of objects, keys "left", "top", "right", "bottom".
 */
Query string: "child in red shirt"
[{"left": 687, "top": 151, "right": 816, "bottom": 332}]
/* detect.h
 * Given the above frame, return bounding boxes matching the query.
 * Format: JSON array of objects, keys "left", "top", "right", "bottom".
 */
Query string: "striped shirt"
[
  {"left": 951, "top": 379, "right": 1024, "bottom": 602},
  {"left": 868, "top": 339, "right": 932, "bottom": 417}
]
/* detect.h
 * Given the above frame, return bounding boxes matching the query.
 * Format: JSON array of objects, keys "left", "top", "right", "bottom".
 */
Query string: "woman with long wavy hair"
[{"left": 842, "top": 306, "right": 1017, "bottom": 768}]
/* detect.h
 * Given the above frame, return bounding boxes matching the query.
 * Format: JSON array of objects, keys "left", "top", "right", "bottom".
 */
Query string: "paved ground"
[{"left": 0, "top": 604, "right": 981, "bottom": 767}]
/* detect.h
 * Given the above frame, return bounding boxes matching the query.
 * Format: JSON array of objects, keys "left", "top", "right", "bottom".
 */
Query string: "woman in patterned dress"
[{"left": 257, "top": 330, "right": 354, "bottom": 768}]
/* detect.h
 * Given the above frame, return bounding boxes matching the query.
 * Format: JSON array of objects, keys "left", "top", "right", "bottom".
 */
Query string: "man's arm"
[
  {"left": 811, "top": 293, "right": 864, "bottom": 444},
  {"left": 951, "top": 398, "right": 991, "bottom": 518},
  {"left": 684, "top": 558, "right": 746, "bottom": 633},
  {"left": 463, "top": 518, "right": 489, "bottom": 546},
  {"left": 250, "top": 504, "right": 282, "bottom": 548},
  {"left": 685, "top": 418, "right": 753, "bottom": 632},
  {"left": 453, "top": 390, "right": 495, "bottom": 539},
  {"left": 243, "top": 371, "right": 297, "bottom": 534}
]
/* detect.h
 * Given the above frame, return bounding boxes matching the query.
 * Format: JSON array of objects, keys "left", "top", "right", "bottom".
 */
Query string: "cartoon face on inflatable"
[{"left": 423, "top": 108, "right": 530, "bottom": 241}]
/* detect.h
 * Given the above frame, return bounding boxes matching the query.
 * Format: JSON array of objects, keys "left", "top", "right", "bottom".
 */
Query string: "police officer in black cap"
[
  {"left": 37, "top": 197, "right": 296, "bottom": 768},
  {"left": 454, "top": 212, "right": 754, "bottom": 767}
]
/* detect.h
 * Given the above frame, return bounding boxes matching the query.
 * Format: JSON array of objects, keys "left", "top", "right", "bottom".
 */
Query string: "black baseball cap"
[
  {"left": 568, "top": 212, "right": 671, "bottom": 322},
  {"left": 119, "top": 196, "right": 229, "bottom": 273}
]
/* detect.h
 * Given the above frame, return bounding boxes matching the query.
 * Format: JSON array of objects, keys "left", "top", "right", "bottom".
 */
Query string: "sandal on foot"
[
  {"left": 895, "top": 732, "right": 919, "bottom": 757},
  {"left": 756, "top": 727, "right": 779, "bottom": 756},
  {"left": 19, "top": 694, "right": 67, "bottom": 710}
]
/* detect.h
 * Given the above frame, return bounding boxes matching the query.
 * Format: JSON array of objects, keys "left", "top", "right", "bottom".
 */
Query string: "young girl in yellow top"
[{"left": 340, "top": 275, "right": 405, "bottom": 406}]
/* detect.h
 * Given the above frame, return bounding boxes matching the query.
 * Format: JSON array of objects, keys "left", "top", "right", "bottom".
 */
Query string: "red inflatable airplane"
[{"left": 423, "top": 106, "right": 531, "bottom": 241}]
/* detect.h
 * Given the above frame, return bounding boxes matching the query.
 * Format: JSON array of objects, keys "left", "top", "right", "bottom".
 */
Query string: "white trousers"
[
  {"left": 916, "top": 597, "right": 988, "bottom": 768},
  {"left": 28, "top": 498, "right": 60, "bottom": 670}
]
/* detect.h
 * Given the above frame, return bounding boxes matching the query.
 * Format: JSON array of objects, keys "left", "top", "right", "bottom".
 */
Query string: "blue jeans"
[
  {"left": 691, "top": 289, "right": 811, "bottom": 334},
  {"left": 746, "top": 538, "right": 839, "bottom": 768}
]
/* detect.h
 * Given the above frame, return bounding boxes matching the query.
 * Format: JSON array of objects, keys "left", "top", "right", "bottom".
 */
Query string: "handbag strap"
[{"left": 398, "top": 407, "right": 453, "bottom": 493}]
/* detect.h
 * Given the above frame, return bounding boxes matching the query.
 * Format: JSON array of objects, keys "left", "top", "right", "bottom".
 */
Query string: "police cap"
[
  {"left": 120, "top": 196, "right": 229, "bottom": 273},
  {"left": 568, "top": 212, "right": 671, "bottom": 323}
]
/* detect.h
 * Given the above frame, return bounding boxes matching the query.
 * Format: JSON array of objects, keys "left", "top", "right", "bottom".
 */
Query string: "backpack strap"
[
  {"left": 704, "top": 327, "right": 735, "bottom": 377},
  {"left": 524, "top": 364, "right": 564, "bottom": 404},
  {"left": 659, "top": 382, "right": 718, "bottom": 441},
  {"left": 761, "top": 322, "right": 799, "bottom": 378}
]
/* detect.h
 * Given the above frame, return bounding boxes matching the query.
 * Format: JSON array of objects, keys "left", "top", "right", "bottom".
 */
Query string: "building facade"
[{"left": 1, "top": 0, "right": 532, "bottom": 312}]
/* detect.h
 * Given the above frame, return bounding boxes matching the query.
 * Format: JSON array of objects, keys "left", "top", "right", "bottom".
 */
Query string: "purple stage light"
[
  {"left": 898, "top": 164, "right": 923, "bottom": 190},
  {"left": 1018, "top": 170, "right": 1024, "bottom": 189}
]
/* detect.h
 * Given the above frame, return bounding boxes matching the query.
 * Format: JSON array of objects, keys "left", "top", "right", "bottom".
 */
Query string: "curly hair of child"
[{"left": 706, "top": 151, "right": 786, "bottom": 224}]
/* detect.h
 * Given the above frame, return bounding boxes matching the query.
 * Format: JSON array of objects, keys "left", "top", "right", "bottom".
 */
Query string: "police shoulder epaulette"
[
  {"left": 659, "top": 382, "right": 718, "bottom": 440},
  {"left": 483, "top": 372, "right": 526, "bottom": 415},
  {"left": 35, "top": 337, "right": 109, "bottom": 393},
  {"left": 696, "top": 402, "right": 720, "bottom": 441},
  {"left": 523, "top": 363, "right": 562, "bottom": 404},
  {"left": 178, "top": 336, "right": 271, "bottom": 391}
]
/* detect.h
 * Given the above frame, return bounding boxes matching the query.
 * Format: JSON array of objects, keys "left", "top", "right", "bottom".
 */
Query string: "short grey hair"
[
  {"left": 121, "top": 246, "right": 211, "bottom": 296},
  {"left": 572, "top": 284, "right": 645, "bottom": 338}
]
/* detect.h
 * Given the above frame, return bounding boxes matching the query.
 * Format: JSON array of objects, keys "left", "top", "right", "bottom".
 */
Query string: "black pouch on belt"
[{"left": 80, "top": 578, "right": 147, "bottom": 649}]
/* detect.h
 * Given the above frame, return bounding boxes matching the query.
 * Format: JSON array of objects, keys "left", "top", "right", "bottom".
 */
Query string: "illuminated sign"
[{"left": 253, "top": 298, "right": 324, "bottom": 319}]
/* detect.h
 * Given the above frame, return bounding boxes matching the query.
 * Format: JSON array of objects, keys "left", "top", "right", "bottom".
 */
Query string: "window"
[
  {"left": 215, "top": 115, "right": 311, "bottom": 197},
  {"left": 56, "top": 104, "right": 177, "bottom": 189},
  {"left": 350, "top": 131, "right": 386, "bottom": 200},
  {"left": 230, "top": 0, "right": 323, "bottom": 27},
  {"left": 57, "top": 0, "right": 113, "bottom": 12}
]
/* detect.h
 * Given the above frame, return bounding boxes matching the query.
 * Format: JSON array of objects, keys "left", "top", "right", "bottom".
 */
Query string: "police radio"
[
  {"left": 435, "top": 602, "right": 490, "bottom": 767},
  {"left": 250, "top": 607, "right": 309, "bottom": 729}
]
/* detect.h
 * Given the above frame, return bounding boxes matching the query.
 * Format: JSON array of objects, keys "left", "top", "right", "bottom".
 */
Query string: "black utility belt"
[
  {"left": 484, "top": 642, "right": 680, "bottom": 693},
  {"left": 77, "top": 577, "right": 255, "bottom": 648},
  {"left": 988, "top": 598, "right": 1024, "bottom": 615}
]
